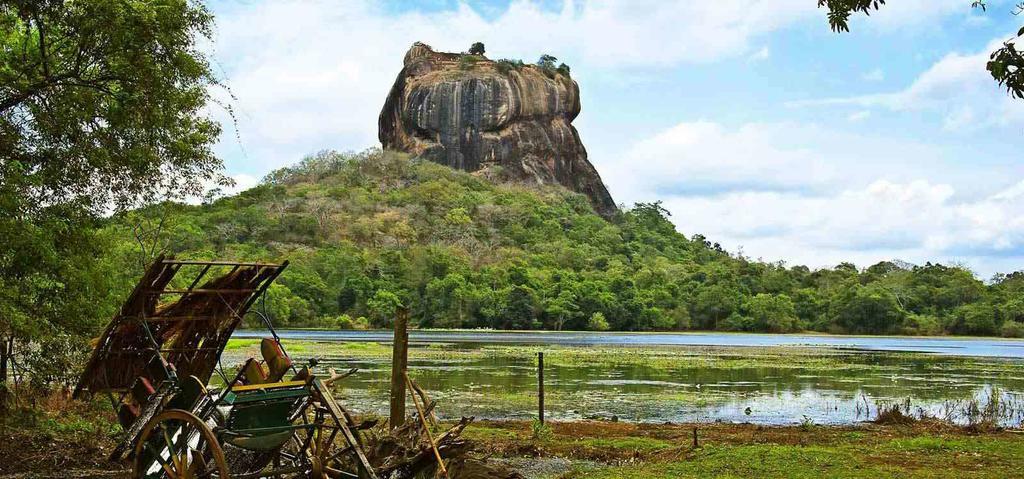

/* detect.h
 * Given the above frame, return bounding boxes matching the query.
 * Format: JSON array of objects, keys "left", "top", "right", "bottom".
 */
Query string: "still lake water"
[{"left": 233, "top": 330, "right": 1024, "bottom": 426}]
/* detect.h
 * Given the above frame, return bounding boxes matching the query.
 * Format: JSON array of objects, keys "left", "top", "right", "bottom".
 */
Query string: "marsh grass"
[{"left": 873, "top": 399, "right": 917, "bottom": 425}]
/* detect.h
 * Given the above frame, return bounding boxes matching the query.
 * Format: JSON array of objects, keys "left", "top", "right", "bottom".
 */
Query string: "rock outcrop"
[{"left": 379, "top": 42, "right": 617, "bottom": 218}]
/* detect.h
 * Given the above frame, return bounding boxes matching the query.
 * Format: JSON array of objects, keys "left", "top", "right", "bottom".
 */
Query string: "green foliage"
[
  {"left": 588, "top": 312, "right": 610, "bottom": 331},
  {"left": 95, "top": 149, "right": 1022, "bottom": 336},
  {"left": 535, "top": 54, "right": 571, "bottom": 78},
  {"left": 817, "top": 0, "right": 885, "bottom": 33},
  {"left": 458, "top": 54, "right": 482, "bottom": 70},
  {"left": 0, "top": 0, "right": 225, "bottom": 213},
  {"left": 0, "top": 0, "right": 223, "bottom": 392},
  {"left": 745, "top": 294, "right": 798, "bottom": 333},
  {"left": 468, "top": 42, "right": 485, "bottom": 55},
  {"left": 537, "top": 54, "right": 558, "bottom": 69},
  {"left": 495, "top": 58, "right": 526, "bottom": 75},
  {"left": 531, "top": 419, "right": 553, "bottom": 440},
  {"left": 1001, "top": 320, "right": 1024, "bottom": 338}
]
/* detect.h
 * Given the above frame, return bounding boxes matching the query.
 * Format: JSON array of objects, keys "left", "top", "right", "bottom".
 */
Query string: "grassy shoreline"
[
  {"left": 237, "top": 327, "right": 1024, "bottom": 342},
  {"left": 3, "top": 402, "right": 1022, "bottom": 478},
  {"left": 462, "top": 419, "right": 1024, "bottom": 478}
]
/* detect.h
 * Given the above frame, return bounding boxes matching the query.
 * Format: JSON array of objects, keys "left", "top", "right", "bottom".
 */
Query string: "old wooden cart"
[{"left": 74, "top": 257, "right": 378, "bottom": 479}]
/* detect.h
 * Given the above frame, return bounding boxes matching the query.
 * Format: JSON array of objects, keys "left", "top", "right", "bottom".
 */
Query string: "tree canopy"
[
  {"left": 96, "top": 149, "right": 1024, "bottom": 339},
  {"left": 0, "top": 0, "right": 225, "bottom": 390}
]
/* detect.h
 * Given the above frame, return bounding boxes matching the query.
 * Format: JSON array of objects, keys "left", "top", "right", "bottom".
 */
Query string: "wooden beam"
[
  {"left": 147, "top": 289, "right": 258, "bottom": 295},
  {"left": 161, "top": 260, "right": 285, "bottom": 267},
  {"left": 314, "top": 379, "right": 378, "bottom": 479},
  {"left": 390, "top": 308, "right": 409, "bottom": 430}
]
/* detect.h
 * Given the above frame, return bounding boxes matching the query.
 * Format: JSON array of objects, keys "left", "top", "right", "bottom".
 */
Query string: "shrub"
[
  {"left": 587, "top": 312, "right": 610, "bottom": 331},
  {"left": 337, "top": 314, "right": 370, "bottom": 330},
  {"left": 458, "top": 54, "right": 482, "bottom": 70},
  {"left": 721, "top": 312, "right": 751, "bottom": 331},
  {"left": 1001, "top": 320, "right": 1024, "bottom": 338},
  {"left": 902, "top": 313, "right": 943, "bottom": 336},
  {"left": 874, "top": 401, "right": 917, "bottom": 425},
  {"left": 495, "top": 58, "right": 525, "bottom": 75},
  {"left": 537, "top": 54, "right": 557, "bottom": 70}
]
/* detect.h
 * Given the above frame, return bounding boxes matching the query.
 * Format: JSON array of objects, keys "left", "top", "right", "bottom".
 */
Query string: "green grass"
[
  {"left": 242, "top": 339, "right": 899, "bottom": 374},
  {"left": 575, "top": 436, "right": 675, "bottom": 452},
  {"left": 563, "top": 436, "right": 1024, "bottom": 478},
  {"left": 224, "top": 338, "right": 261, "bottom": 350}
]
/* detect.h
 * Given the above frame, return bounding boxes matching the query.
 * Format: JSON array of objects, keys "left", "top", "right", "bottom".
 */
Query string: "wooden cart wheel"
[{"left": 133, "top": 409, "right": 230, "bottom": 479}]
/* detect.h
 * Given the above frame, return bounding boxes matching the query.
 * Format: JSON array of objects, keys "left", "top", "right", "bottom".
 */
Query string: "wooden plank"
[
  {"left": 142, "top": 315, "right": 219, "bottom": 322},
  {"left": 314, "top": 379, "right": 378, "bottom": 479},
  {"left": 109, "top": 390, "right": 168, "bottom": 461},
  {"left": 147, "top": 289, "right": 258, "bottom": 295},
  {"left": 232, "top": 380, "right": 309, "bottom": 393},
  {"left": 161, "top": 260, "right": 285, "bottom": 267}
]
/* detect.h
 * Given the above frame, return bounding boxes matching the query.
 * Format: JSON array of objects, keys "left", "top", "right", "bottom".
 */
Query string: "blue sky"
[{"left": 203, "top": 0, "right": 1024, "bottom": 277}]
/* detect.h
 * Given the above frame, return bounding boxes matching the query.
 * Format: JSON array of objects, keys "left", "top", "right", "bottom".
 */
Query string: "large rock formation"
[{"left": 379, "top": 42, "right": 617, "bottom": 218}]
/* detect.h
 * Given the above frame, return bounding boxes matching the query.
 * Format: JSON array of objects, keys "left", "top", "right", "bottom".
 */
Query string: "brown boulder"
[{"left": 379, "top": 42, "right": 617, "bottom": 218}]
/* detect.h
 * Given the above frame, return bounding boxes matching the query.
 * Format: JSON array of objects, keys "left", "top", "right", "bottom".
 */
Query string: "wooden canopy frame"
[{"left": 74, "top": 255, "right": 288, "bottom": 399}]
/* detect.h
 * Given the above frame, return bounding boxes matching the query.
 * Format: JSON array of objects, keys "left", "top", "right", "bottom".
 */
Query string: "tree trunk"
[
  {"left": 0, "top": 336, "right": 11, "bottom": 405},
  {"left": 0, "top": 335, "right": 10, "bottom": 384}
]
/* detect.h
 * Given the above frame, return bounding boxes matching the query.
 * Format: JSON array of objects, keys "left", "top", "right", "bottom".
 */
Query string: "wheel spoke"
[
  {"left": 135, "top": 410, "right": 228, "bottom": 479},
  {"left": 161, "top": 424, "right": 182, "bottom": 476},
  {"left": 146, "top": 441, "right": 180, "bottom": 479},
  {"left": 179, "top": 448, "right": 191, "bottom": 479},
  {"left": 188, "top": 448, "right": 209, "bottom": 478}
]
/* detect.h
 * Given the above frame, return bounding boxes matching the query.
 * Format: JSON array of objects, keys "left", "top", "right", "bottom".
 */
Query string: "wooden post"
[
  {"left": 389, "top": 308, "right": 409, "bottom": 429},
  {"left": 538, "top": 351, "right": 545, "bottom": 424}
]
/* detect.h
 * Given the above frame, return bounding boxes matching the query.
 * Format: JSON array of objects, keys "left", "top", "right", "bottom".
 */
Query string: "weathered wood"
[
  {"left": 377, "top": 417, "right": 473, "bottom": 479},
  {"left": 315, "top": 378, "right": 379, "bottom": 479},
  {"left": 74, "top": 257, "right": 288, "bottom": 398},
  {"left": 538, "top": 351, "right": 545, "bottom": 425},
  {"left": 390, "top": 308, "right": 409, "bottom": 430},
  {"left": 109, "top": 389, "right": 169, "bottom": 461},
  {"left": 408, "top": 377, "right": 437, "bottom": 426},
  {"left": 405, "top": 372, "right": 448, "bottom": 478}
]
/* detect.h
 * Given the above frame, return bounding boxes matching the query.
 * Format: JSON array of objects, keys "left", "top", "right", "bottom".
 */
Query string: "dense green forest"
[{"left": 99, "top": 149, "right": 1024, "bottom": 338}]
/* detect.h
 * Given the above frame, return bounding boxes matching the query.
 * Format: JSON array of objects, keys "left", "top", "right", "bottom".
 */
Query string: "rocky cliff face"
[{"left": 379, "top": 43, "right": 617, "bottom": 218}]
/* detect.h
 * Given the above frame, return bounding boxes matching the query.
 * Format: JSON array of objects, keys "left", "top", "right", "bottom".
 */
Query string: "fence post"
[
  {"left": 389, "top": 308, "right": 409, "bottom": 429},
  {"left": 538, "top": 351, "right": 545, "bottom": 425}
]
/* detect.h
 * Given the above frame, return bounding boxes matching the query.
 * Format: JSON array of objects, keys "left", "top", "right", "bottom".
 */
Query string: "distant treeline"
[{"left": 100, "top": 149, "right": 1024, "bottom": 338}]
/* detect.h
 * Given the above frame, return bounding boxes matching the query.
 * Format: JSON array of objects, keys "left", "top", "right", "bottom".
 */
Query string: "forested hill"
[{"left": 103, "top": 149, "right": 1024, "bottom": 337}]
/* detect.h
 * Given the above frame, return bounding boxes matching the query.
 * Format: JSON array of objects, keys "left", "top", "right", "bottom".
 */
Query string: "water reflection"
[
  {"left": 225, "top": 333, "right": 1024, "bottom": 426},
  {"left": 287, "top": 346, "right": 1024, "bottom": 426}
]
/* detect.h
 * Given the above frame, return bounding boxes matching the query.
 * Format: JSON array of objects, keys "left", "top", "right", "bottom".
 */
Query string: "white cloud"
[
  {"left": 748, "top": 46, "right": 770, "bottom": 62},
  {"left": 604, "top": 121, "right": 955, "bottom": 200},
  {"left": 846, "top": 0, "right": 969, "bottom": 31},
  {"left": 847, "top": 110, "right": 871, "bottom": 121},
  {"left": 206, "top": 0, "right": 981, "bottom": 176},
  {"left": 197, "top": 1, "right": 1022, "bottom": 274},
  {"left": 225, "top": 174, "right": 259, "bottom": 195},
  {"left": 862, "top": 68, "right": 884, "bottom": 82},
  {"left": 606, "top": 120, "right": 1024, "bottom": 275},
  {"left": 789, "top": 37, "right": 1024, "bottom": 131},
  {"left": 206, "top": 0, "right": 827, "bottom": 176}
]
